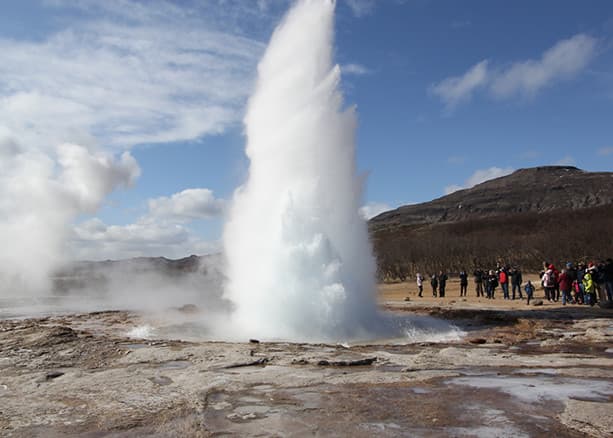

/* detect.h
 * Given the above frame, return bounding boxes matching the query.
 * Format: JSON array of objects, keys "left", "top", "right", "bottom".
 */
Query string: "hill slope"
[
  {"left": 370, "top": 166, "right": 613, "bottom": 231},
  {"left": 369, "top": 166, "right": 613, "bottom": 280}
]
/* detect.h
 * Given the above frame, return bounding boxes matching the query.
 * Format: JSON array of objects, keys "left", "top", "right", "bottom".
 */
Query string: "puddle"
[
  {"left": 448, "top": 376, "right": 613, "bottom": 403},
  {"left": 148, "top": 376, "right": 172, "bottom": 386}
]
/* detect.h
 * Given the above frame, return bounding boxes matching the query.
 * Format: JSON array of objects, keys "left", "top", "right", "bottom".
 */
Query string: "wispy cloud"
[
  {"left": 554, "top": 155, "right": 576, "bottom": 166},
  {"left": 0, "top": 0, "right": 267, "bottom": 151},
  {"left": 432, "top": 34, "right": 598, "bottom": 109},
  {"left": 490, "top": 34, "right": 598, "bottom": 99},
  {"left": 341, "top": 63, "right": 372, "bottom": 76},
  {"left": 598, "top": 146, "right": 613, "bottom": 156},
  {"left": 519, "top": 150, "right": 540, "bottom": 160},
  {"left": 359, "top": 202, "right": 391, "bottom": 219},
  {"left": 445, "top": 166, "right": 514, "bottom": 194},
  {"left": 345, "top": 0, "right": 376, "bottom": 17},
  {"left": 430, "top": 60, "right": 489, "bottom": 110}
]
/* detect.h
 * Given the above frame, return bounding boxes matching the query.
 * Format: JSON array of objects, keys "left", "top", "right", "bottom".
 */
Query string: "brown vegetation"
[{"left": 370, "top": 204, "right": 613, "bottom": 281}]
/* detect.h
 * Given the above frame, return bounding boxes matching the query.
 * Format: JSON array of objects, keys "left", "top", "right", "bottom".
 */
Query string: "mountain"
[
  {"left": 368, "top": 166, "right": 613, "bottom": 280},
  {"left": 370, "top": 166, "right": 613, "bottom": 230}
]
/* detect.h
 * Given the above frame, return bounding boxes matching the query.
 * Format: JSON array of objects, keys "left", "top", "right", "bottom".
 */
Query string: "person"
[
  {"left": 577, "top": 262, "right": 586, "bottom": 303},
  {"left": 583, "top": 264, "right": 596, "bottom": 306},
  {"left": 473, "top": 269, "right": 484, "bottom": 297},
  {"left": 438, "top": 270, "right": 448, "bottom": 298},
  {"left": 511, "top": 267, "right": 523, "bottom": 300},
  {"left": 543, "top": 264, "right": 557, "bottom": 302},
  {"left": 559, "top": 268, "right": 572, "bottom": 305},
  {"left": 459, "top": 269, "right": 468, "bottom": 297},
  {"left": 604, "top": 258, "right": 613, "bottom": 302},
  {"left": 524, "top": 280, "right": 535, "bottom": 305},
  {"left": 416, "top": 272, "right": 424, "bottom": 297},
  {"left": 486, "top": 270, "right": 498, "bottom": 299},
  {"left": 499, "top": 267, "right": 510, "bottom": 300},
  {"left": 594, "top": 261, "right": 607, "bottom": 303},
  {"left": 430, "top": 273, "right": 438, "bottom": 297}
]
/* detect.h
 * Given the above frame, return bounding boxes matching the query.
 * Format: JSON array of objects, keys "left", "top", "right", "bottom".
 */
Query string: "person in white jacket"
[{"left": 416, "top": 273, "right": 424, "bottom": 297}]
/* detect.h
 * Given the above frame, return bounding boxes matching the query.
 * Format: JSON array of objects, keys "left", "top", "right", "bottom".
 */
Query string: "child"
[{"left": 524, "top": 280, "right": 535, "bottom": 305}]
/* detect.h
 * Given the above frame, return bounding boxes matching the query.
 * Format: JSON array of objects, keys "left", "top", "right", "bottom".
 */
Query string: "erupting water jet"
[{"left": 223, "top": 0, "right": 381, "bottom": 342}]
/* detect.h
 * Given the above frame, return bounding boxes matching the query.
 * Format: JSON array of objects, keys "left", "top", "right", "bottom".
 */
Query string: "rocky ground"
[{"left": 1, "top": 283, "right": 612, "bottom": 437}]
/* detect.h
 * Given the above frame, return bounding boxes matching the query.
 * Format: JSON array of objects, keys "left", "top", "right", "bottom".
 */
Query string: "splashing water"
[{"left": 223, "top": 0, "right": 381, "bottom": 342}]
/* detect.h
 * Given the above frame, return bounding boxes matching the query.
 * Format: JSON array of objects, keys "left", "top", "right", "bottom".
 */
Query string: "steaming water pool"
[{"left": 124, "top": 312, "right": 465, "bottom": 345}]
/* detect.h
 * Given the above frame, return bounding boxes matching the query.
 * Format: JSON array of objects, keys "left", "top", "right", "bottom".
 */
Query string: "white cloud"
[
  {"left": 0, "top": 1, "right": 278, "bottom": 283},
  {"left": 445, "top": 166, "right": 514, "bottom": 194},
  {"left": 345, "top": 0, "right": 376, "bottom": 17},
  {"left": 554, "top": 155, "right": 576, "bottom": 166},
  {"left": 432, "top": 34, "right": 598, "bottom": 109},
  {"left": 70, "top": 187, "right": 225, "bottom": 260},
  {"left": 71, "top": 218, "right": 220, "bottom": 260},
  {"left": 148, "top": 189, "right": 225, "bottom": 222},
  {"left": 0, "top": 1, "right": 266, "bottom": 151},
  {"left": 341, "top": 63, "right": 371, "bottom": 76},
  {"left": 359, "top": 202, "right": 391, "bottom": 219},
  {"left": 597, "top": 146, "right": 613, "bottom": 156},
  {"left": 430, "top": 60, "right": 489, "bottom": 109},
  {"left": 490, "top": 34, "right": 597, "bottom": 99}
]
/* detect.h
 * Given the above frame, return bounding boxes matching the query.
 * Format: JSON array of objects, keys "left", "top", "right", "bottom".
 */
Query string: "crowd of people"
[{"left": 414, "top": 258, "right": 613, "bottom": 306}]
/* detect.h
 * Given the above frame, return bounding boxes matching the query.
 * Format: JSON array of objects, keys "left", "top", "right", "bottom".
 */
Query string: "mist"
[{"left": 0, "top": 138, "right": 139, "bottom": 299}]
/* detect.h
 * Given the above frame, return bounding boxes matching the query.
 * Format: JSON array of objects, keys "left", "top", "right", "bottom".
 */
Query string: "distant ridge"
[
  {"left": 370, "top": 166, "right": 613, "bottom": 231},
  {"left": 369, "top": 166, "right": 613, "bottom": 280}
]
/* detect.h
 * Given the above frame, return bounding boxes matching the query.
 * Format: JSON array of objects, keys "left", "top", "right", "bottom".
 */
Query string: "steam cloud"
[
  {"left": 222, "top": 0, "right": 382, "bottom": 342},
  {"left": 0, "top": 137, "right": 139, "bottom": 296}
]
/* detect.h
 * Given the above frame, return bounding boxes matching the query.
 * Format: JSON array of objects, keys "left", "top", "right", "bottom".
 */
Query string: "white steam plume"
[
  {"left": 0, "top": 136, "right": 139, "bottom": 296},
  {"left": 223, "top": 0, "right": 381, "bottom": 342}
]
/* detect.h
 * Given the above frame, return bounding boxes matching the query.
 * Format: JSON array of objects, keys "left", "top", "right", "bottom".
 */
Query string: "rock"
[
  {"left": 468, "top": 338, "right": 487, "bottom": 344},
  {"left": 177, "top": 304, "right": 199, "bottom": 314},
  {"left": 291, "top": 359, "right": 309, "bottom": 365},
  {"left": 45, "top": 371, "right": 64, "bottom": 381},
  {"left": 249, "top": 339, "right": 260, "bottom": 344},
  {"left": 532, "top": 300, "right": 544, "bottom": 306},
  {"left": 317, "top": 357, "right": 377, "bottom": 367}
]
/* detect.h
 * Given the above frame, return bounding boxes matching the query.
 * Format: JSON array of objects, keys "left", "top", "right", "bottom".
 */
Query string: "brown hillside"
[
  {"left": 369, "top": 166, "right": 613, "bottom": 280},
  {"left": 370, "top": 166, "right": 613, "bottom": 231}
]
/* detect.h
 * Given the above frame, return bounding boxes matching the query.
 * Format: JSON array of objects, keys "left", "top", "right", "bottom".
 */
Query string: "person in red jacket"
[
  {"left": 499, "top": 267, "right": 510, "bottom": 300},
  {"left": 559, "top": 268, "right": 572, "bottom": 305}
]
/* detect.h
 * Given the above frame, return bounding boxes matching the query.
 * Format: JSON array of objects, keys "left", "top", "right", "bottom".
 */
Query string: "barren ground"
[{"left": 1, "top": 278, "right": 612, "bottom": 437}]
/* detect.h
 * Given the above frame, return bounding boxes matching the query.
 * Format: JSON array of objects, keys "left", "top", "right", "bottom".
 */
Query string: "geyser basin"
[{"left": 223, "top": 0, "right": 383, "bottom": 342}]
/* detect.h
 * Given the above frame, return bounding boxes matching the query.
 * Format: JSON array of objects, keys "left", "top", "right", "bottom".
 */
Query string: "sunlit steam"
[{"left": 223, "top": 0, "right": 381, "bottom": 342}]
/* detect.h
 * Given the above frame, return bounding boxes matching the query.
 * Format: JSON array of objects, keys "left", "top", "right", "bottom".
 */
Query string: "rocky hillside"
[
  {"left": 370, "top": 166, "right": 613, "bottom": 231},
  {"left": 369, "top": 166, "right": 613, "bottom": 280}
]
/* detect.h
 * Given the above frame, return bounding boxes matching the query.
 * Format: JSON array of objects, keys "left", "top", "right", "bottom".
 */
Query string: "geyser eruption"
[{"left": 223, "top": 0, "right": 380, "bottom": 341}]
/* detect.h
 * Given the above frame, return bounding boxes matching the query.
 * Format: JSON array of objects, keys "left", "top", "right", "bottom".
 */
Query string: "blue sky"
[{"left": 1, "top": 0, "right": 612, "bottom": 260}]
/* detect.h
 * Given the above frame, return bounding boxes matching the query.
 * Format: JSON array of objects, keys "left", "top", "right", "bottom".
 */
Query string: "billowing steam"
[
  {"left": 0, "top": 137, "right": 139, "bottom": 296},
  {"left": 222, "top": 0, "right": 382, "bottom": 342}
]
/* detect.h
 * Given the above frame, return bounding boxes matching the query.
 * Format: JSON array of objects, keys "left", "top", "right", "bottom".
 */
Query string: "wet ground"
[{"left": 1, "top": 304, "right": 612, "bottom": 437}]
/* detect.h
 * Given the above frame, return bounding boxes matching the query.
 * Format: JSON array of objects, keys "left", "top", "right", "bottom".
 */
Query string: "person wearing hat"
[
  {"left": 543, "top": 264, "right": 557, "bottom": 302},
  {"left": 583, "top": 263, "right": 597, "bottom": 306}
]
